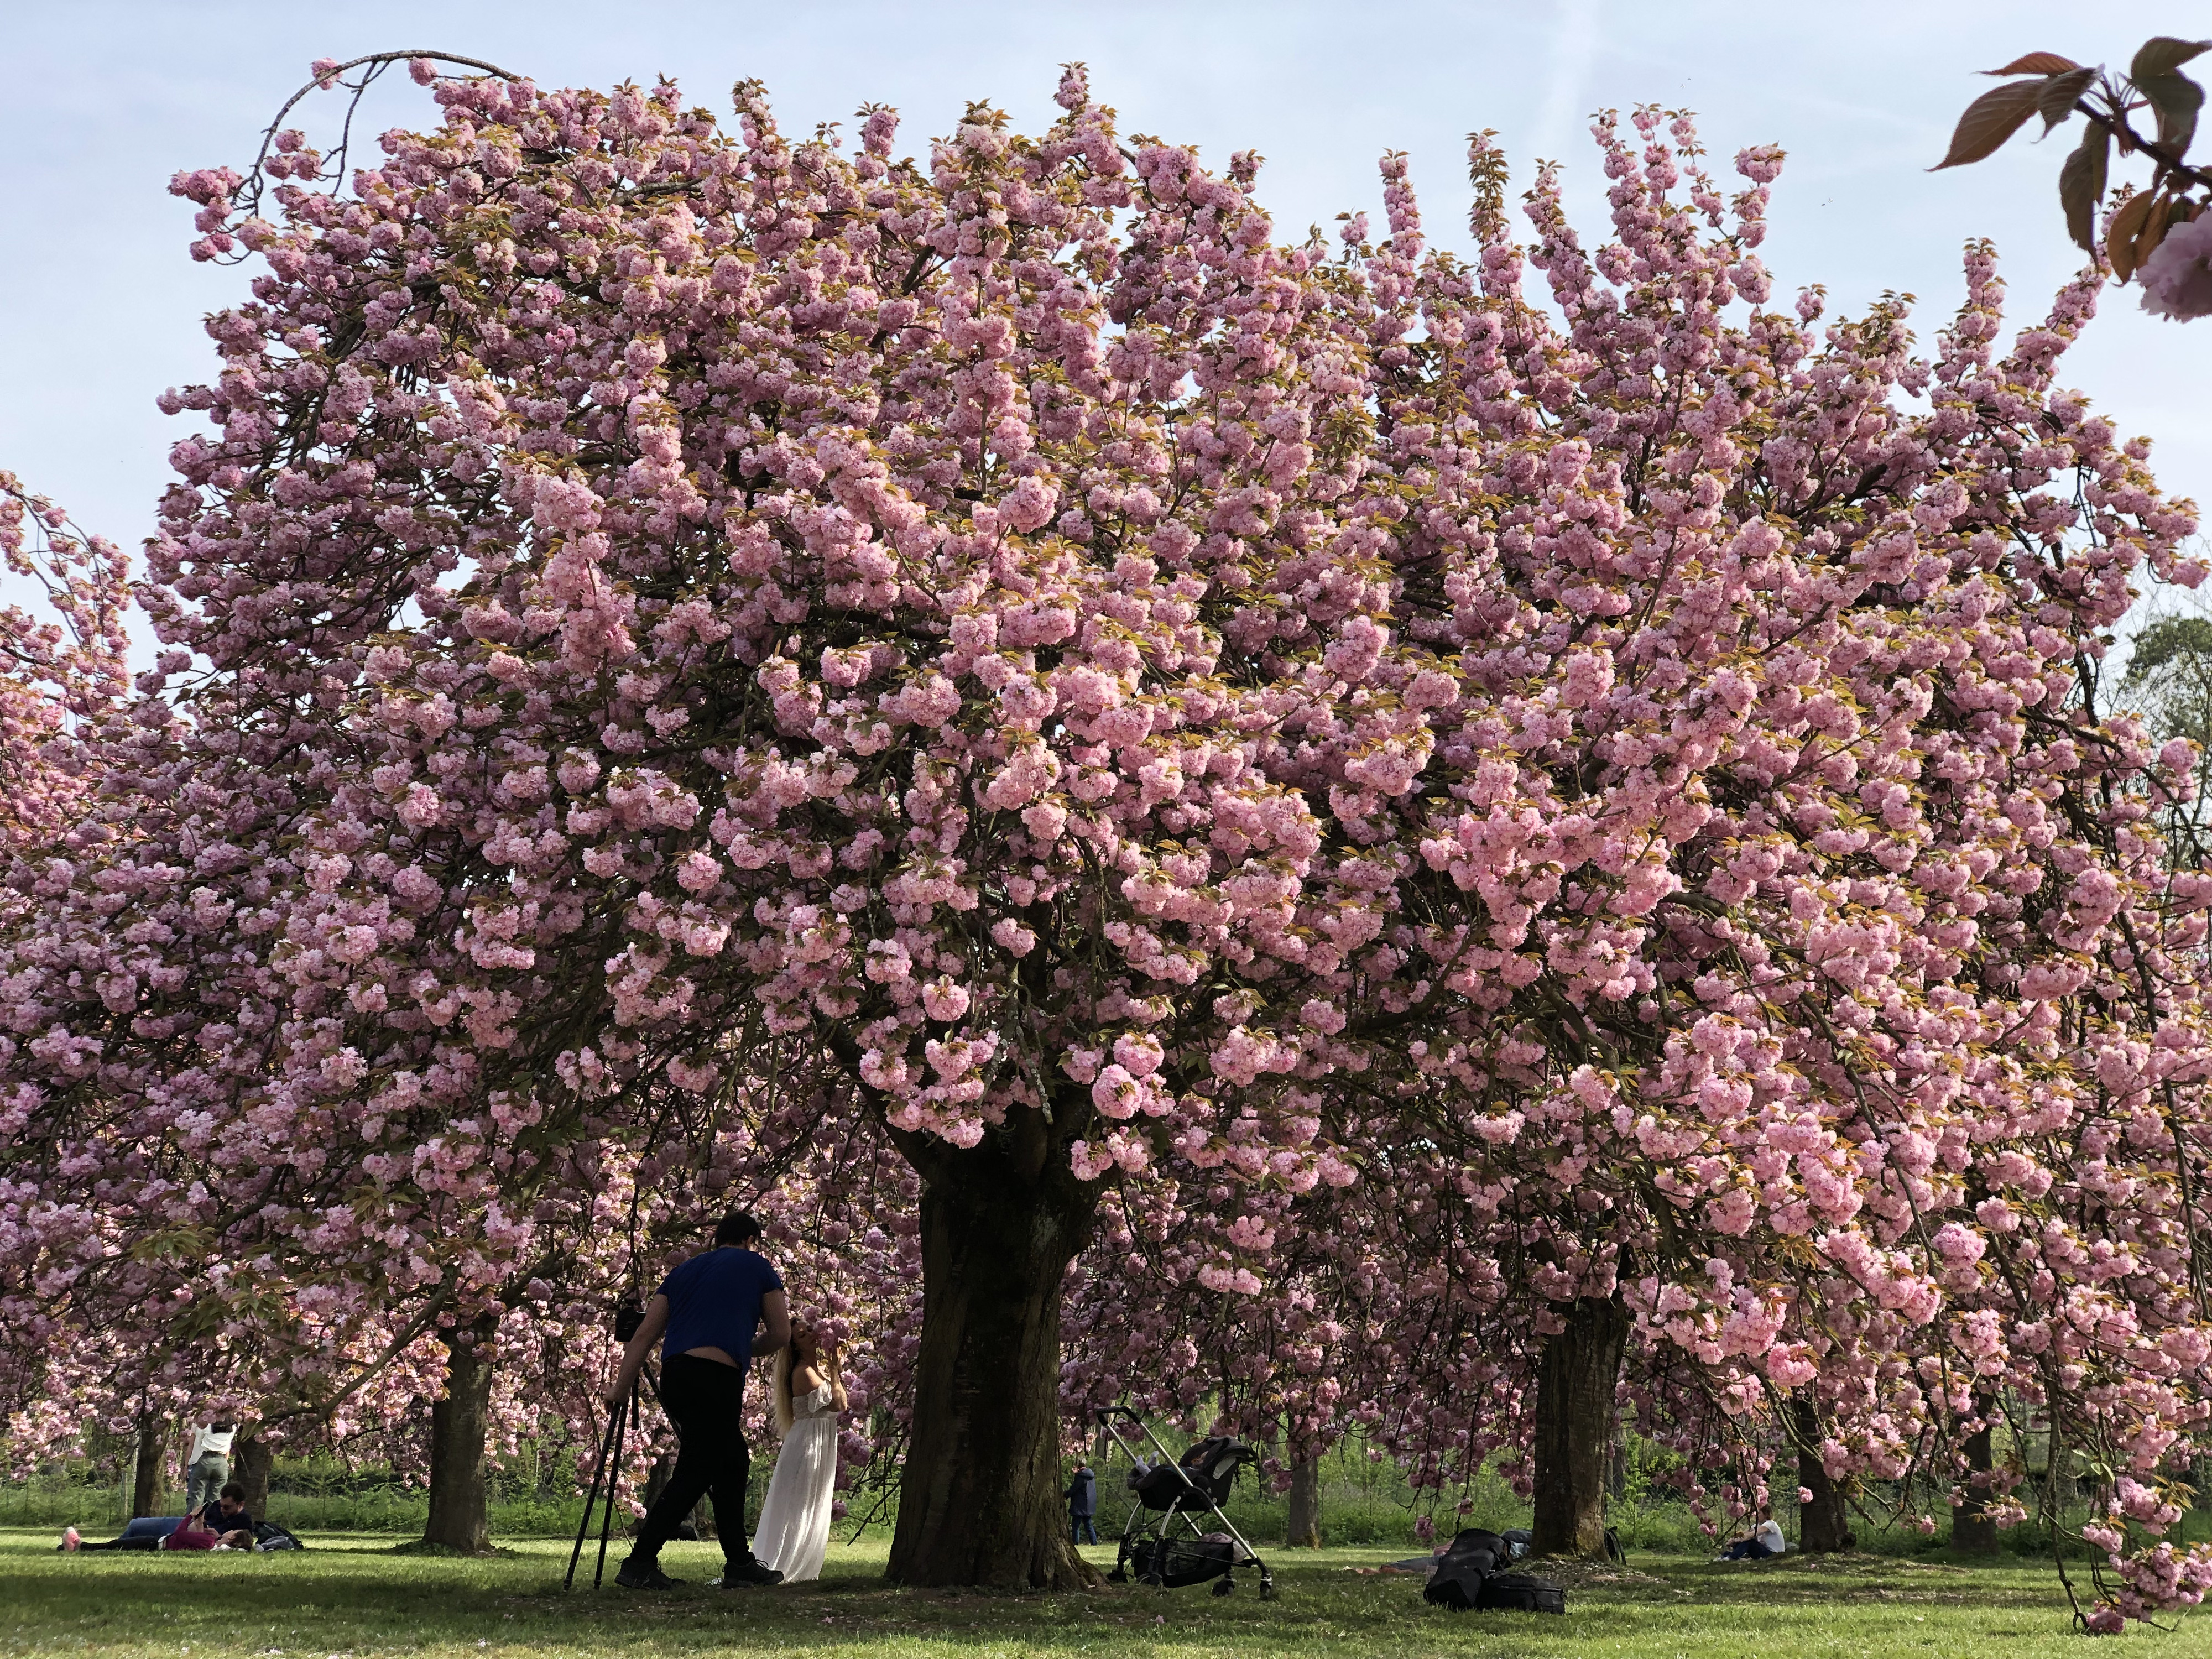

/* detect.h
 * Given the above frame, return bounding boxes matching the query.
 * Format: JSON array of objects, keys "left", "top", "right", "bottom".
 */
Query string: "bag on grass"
[
  {"left": 1130, "top": 1535, "right": 1236, "bottom": 1587},
  {"left": 1422, "top": 1527, "right": 1507, "bottom": 1609},
  {"left": 252, "top": 1522, "right": 306, "bottom": 1551},
  {"left": 1477, "top": 1571, "right": 1567, "bottom": 1615}
]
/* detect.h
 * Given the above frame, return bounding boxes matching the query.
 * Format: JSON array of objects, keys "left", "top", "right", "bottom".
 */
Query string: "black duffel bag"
[
  {"left": 1422, "top": 1527, "right": 1507, "bottom": 1609},
  {"left": 1477, "top": 1571, "right": 1566, "bottom": 1614}
]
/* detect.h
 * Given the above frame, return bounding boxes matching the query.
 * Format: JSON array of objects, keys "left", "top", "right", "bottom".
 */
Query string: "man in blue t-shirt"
[{"left": 607, "top": 1209, "right": 791, "bottom": 1590}]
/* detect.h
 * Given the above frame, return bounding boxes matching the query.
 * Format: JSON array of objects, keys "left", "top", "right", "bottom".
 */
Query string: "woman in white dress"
[{"left": 752, "top": 1324, "right": 847, "bottom": 1583}]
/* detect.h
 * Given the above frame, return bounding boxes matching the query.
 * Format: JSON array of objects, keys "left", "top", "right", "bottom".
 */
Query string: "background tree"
[{"left": 2119, "top": 612, "right": 2212, "bottom": 860}]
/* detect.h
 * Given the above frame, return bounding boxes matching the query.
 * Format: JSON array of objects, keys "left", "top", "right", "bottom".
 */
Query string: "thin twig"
[{"left": 233, "top": 51, "right": 524, "bottom": 218}]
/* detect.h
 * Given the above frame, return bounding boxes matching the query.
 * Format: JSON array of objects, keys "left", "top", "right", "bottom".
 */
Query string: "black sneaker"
[
  {"left": 614, "top": 1559, "right": 683, "bottom": 1590},
  {"left": 711, "top": 1557, "right": 784, "bottom": 1588}
]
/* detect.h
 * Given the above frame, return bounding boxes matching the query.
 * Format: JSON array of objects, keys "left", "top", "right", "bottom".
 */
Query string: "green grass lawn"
[{"left": 4, "top": 1527, "right": 2206, "bottom": 1658}]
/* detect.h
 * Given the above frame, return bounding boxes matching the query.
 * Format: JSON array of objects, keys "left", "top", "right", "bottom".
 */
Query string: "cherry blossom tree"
[{"left": 12, "top": 51, "right": 2212, "bottom": 1626}]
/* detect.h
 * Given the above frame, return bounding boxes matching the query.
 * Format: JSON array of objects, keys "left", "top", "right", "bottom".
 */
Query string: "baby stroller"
[{"left": 1094, "top": 1407, "right": 1275, "bottom": 1599}]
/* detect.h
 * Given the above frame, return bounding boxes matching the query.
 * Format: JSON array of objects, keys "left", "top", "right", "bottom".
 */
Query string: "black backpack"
[
  {"left": 1424, "top": 1527, "right": 1566, "bottom": 1615},
  {"left": 1478, "top": 1571, "right": 1566, "bottom": 1614},
  {"left": 251, "top": 1521, "right": 306, "bottom": 1551},
  {"left": 1422, "top": 1528, "right": 1507, "bottom": 1609}
]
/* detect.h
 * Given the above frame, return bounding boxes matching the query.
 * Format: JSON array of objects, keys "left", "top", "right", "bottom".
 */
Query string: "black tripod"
[{"left": 566, "top": 1307, "right": 659, "bottom": 1592}]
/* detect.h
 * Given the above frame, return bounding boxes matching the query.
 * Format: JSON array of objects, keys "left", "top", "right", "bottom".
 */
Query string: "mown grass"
[{"left": 7, "top": 1527, "right": 2211, "bottom": 1658}]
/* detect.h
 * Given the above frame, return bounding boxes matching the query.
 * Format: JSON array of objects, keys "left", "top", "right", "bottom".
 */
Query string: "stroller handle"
[{"left": 1094, "top": 1406, "right": 1145, "bottom": 1428}]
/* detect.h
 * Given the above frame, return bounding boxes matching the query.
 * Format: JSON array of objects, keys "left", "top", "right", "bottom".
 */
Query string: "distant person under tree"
[
  {"left": 1067, "top": 1462, "right": 1098, "bottom": 1545},
  {"left": 184, "top": 1422, "right": 236, "bottom": 1511}
]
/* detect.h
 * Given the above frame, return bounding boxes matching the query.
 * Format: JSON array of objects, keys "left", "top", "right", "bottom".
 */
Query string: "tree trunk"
[
  {"left": 131, "top": 1415, "right": 163, "bottom": 1519},
  {"left": 1286, "top": 1455, "right": 1322, "bottom": 1547},
  {"left": 1954, "top": 1396, "right": 2000, "bottom": 1556},
  {"left": 234, "top": 1434, "right": 275, "bottom": 1520},
  {"left": 422, "top": 1316, "right": 497, "bottom": 1554},
  {"left": 1789, "top": 1395, "right": 1854, "bottom": 1553},
  {"left": 886, "top": 1140, "right": 1096, "bottom": 1588},
  {"left": 1530, "top": 1295, "right": 1629, "bottom": 1558}
]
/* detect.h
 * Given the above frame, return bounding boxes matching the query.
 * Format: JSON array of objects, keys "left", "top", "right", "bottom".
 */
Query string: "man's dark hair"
[
  {"left": 713, "top": 1210, "right": 764, "bottom": 1248},
  {"left": 220, "top": 1481, "right": 246, "bottom": 1501}
]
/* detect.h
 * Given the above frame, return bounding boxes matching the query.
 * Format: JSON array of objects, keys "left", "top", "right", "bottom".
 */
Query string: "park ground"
[{"left": 6, "top": 1529, "right": 2210, "bottom": 1659}]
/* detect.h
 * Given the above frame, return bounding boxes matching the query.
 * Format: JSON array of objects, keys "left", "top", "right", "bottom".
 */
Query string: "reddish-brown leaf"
[
  {"left": 2106, "top": 189, "right": 2161, "bottom": 279},
  {"left": 1933, "top": 80, "right": 2047, "bottom": 169},
  {"left": 2135, "top": 197, "right": 2180, "bottom": 269},
  {"left": 1984, "top": 53, "right": 2081, "bottom": 77},
  {"left": 2131, "top": 38, "right": 2211, "bottom": 82},
  {"left": 2060, "top": 124, "right": 2111, "bottom": 250},
  {"left": 2037, "top": 66, "right": 2099, "bottom": 133},
  {"left": 2136, "top": 71, "right": 2205, "bottom": 154}
]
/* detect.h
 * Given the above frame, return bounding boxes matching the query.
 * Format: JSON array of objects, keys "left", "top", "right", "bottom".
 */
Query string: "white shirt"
[
  {"left": 187, "top": 1427, "right": 236, "bottom": 1462},
  {"left": 1754, "top": 1519, "right": 1786, "bottom": 1554}
]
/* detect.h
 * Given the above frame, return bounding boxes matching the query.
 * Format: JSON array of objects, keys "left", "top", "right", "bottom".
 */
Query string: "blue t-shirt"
[{"left": 657, "top": 1247, "right": 782, "bottom": 1365}]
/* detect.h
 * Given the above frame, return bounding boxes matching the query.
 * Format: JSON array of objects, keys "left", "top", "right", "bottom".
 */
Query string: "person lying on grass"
[{"left": 61, "top": 1482, "right": 259, "bottom": 1552}]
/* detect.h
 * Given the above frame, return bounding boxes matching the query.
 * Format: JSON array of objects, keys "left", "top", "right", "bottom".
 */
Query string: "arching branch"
[{"left": 231, "top": 50, "right": 524, "bottom": 220}]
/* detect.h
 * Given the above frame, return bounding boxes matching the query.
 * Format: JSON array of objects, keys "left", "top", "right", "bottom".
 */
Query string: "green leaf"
[
  {"left": 1932, "top": 80, "right": 2046, "bottom": 169},
  {"left": 1985, "top": 52, "right": 2081, "bottom": 76},
  {"left": 2137, "top": 71, "right": 2205, "bottom": 154},
  {"left": 2037, "top": 66, "right": 2099, "bottom": 133},
  {"left": 2060, "top": 124, "right": 2110, "bottom": 251},
  {"left": 2131, "top": 37, "right": 2212, "bottom": 81}
]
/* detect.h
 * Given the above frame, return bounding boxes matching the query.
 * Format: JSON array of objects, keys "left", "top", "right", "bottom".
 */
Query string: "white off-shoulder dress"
[{"left": 754, "top": 1380, "right": 839, "bottom": 1582}]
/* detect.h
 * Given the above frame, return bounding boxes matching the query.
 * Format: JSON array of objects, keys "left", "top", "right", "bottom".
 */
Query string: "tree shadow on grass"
[{"left": 1, "top": 1533, "right": 2094, "bottom": 1656}]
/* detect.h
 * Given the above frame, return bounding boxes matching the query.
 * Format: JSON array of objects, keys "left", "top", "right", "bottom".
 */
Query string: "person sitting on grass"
[
  {"left": 1714, "top": 1505, "right": 1787, "bottom": 1561},
  {"left": 64, "top": 1483, "right": 258, "bottom": 1552}
]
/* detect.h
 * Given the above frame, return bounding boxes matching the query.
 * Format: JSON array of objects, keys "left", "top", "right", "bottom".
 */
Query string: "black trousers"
[{"left": 630, "top": 1354, "right": 754, "bottom": 1567}]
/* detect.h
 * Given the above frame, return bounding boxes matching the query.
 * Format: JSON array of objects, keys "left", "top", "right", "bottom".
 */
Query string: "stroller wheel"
[
  {"left": 1211, "top": 1578, "right": 1235, "bottom": 1598},
  {"left": 1258, "top": 1575, "right": 1276, "bottom": 1601},
  {"left": 1106, "top": 1570, "right": 1127, "bottom": 1584}
]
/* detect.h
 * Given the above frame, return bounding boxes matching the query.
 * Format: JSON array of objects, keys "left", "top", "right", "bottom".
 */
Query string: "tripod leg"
[
  {"left": 593, "top": 1381, "right": 636, "bottom": 1588},
  {"left": 566, "top": 1398, "right": 625, "bottom": 1592}
]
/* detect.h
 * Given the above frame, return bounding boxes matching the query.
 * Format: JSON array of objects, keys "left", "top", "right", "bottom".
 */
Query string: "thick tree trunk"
[
  {"left": 131, "top": 1416, "right": 163, "bottom": 1519},
  {"left": 1789, "top": 1395, "right": 1854, "bottom": 1553},
  {"left": 1954, "top": 1396, "right": 2000, "bottom": 1556},
  {"left": 422, "top": 1316, "right": 497, "bottom": 1554},
  {"left": 886, "top": 1142, "right": 1095, "bottom": 1588},
  {"left": 1286, "top": 1455, "right": 1322, "bottom": 1547},
  {"left": 1530, "top": 1295, "right": 1629, "bottom": 1558},
  {"left": 234, "top": 1433, "right": 274, "bottom": 1520}
]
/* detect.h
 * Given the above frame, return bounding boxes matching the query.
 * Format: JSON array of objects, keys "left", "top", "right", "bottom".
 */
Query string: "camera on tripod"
[{"left": 613, "top": 1303, "right": 646, "bottom": 1343}]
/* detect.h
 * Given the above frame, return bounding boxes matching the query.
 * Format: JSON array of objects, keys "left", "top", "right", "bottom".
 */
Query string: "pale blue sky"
[{"left": 6, "top": 1, "right": 2205, "bottom": 606}]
